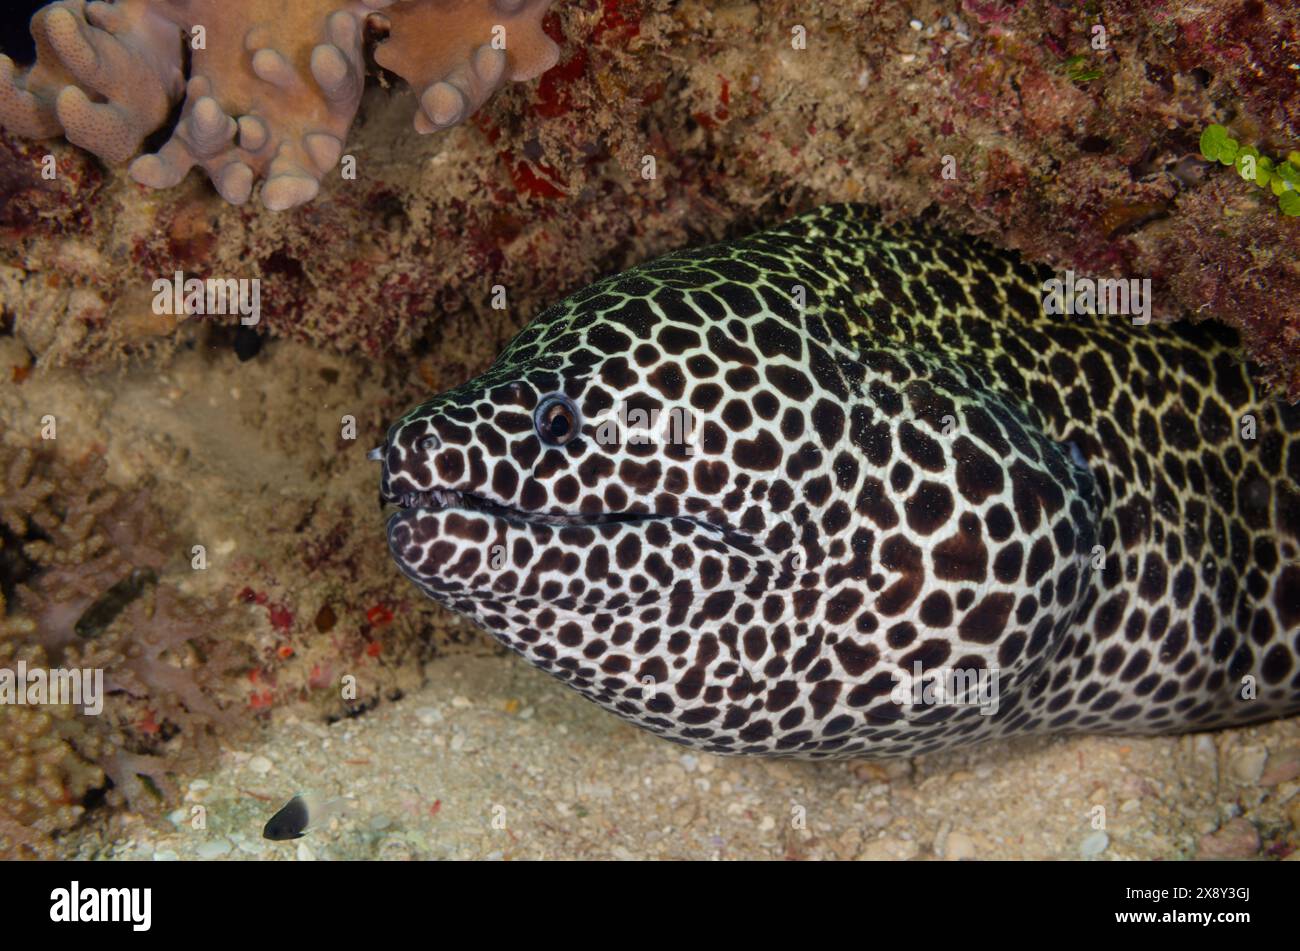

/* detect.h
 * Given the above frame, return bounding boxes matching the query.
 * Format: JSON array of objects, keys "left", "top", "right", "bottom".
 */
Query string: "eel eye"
[
  {"left": 535, "top": 394, "right": 580, "bottom": 447},
  {"left": 417, "top": 435, "right": 439, "bottom": 453}
]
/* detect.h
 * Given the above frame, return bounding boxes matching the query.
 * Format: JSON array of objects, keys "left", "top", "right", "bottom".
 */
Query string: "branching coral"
[
  {"left": 0, "top": 0, "right": 559, "bottom": 209},
  {"left": 0, "top": 679, "right": 109, "bottom": 859},
  {"left": 0, "top": 432, "right": 248, "bottom": 856},
  {"left": 0, "top": 0, "right": 183, "bottom": 162},
  {"left": 373, "top": 0, "right": 558, "bottom": 134}
]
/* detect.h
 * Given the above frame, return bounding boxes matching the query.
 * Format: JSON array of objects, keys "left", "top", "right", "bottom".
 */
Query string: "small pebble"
[
  {"left": 1079, "top": 831, "right": 1109, "bottom": 858},
  {"left": 415, "top": 707, "right": 443, "bottom": 726},
  {"left": 909, "top": 19, "right": 923, "bottom": 30},
  {"left": 1192, "top": 735, "right": 1218, "bottom": 784},
  {"left": 1196, "top": 818, "right": 1259, "bottom": 859},
  {"left": 1228, "top": 745, "right": 1267, "bottom": 784},
  {"left": 196, "top": 838, "right": 232, "bottom": 859},
  {"left": 152, "top": 849, "right": 179, "bottom": 861},
  {"left": 377, "top": 835, "right": 416, "bottom": 861},
  {"left": 296, "top": 841, "right": 316, "bottom": 861},
  {"left": 945, "top": 832, "right": 976, "bottom": 860},
  {"left": 857, "top": 837, "right": 919, "bottom": 861},
  {"left": 248, "top": 755, "right": 273, "bottom": 775},
  {"left": 1260, "top": 751, "right": 1300, "bottom": 786},
  {"left": 933, "top": 820, "right": 952, "bottom": 856}
]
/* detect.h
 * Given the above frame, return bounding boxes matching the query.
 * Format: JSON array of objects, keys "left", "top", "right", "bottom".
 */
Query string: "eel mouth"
[{"left": 389, "top": 487, "right": 660, "bottom": 527}]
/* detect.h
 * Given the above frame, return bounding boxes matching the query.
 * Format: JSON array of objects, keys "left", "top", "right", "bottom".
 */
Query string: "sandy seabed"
[{"left": 75, "top": 653, "right": 1300, "bottom": 861}]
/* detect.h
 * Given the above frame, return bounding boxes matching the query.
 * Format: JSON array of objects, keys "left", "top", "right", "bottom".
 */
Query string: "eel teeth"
[{"left": 399, "top": 489, "right": 449, "bottom": 509}]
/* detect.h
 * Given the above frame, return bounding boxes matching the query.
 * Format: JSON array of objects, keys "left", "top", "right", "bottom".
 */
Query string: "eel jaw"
[{"left": 389, "top": 486, "right": 663, "bottom": 527}]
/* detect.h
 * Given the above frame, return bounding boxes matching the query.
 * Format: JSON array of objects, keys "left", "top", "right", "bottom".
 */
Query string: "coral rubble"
[
  {"left": 0, "top": 0, "right": 558, "bottom": 208},
  {"left": 0, "top": 432, "right": 247, "bottom": 856}
]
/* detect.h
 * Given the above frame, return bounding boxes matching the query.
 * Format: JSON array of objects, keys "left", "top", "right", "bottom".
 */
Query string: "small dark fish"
[
  {"left": 262, "top": 793, "right": 347, "bottom": 841},
  {"left": 75, "top": 568, "right": 157, "bottom": 638},
  {"left": 262, "top": 795, "right": 310, "bottom": 841}
]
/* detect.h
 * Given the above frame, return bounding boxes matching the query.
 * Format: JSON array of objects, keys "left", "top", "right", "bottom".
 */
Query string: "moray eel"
[{"left": 376, "top": 204, "right": 1300, "bottom": 758}]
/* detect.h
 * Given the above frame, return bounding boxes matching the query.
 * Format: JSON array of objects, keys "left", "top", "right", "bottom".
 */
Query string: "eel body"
[{"left": 378, "top": 204, "right": 1300, "bottom": 758}]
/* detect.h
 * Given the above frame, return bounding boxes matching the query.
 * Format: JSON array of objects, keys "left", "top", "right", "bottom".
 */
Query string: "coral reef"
[
  {"left": 0, "top": 0, "right": 1294, "bottom": 859},
  {"left": 0, "top": 0, "right": 558, "bottom": 208},
  {"left": 172, "top": 344, "right": 500, "bottom": 724},
  {"left": 0, "top": 672, "right": 108, "bottom": 859},
  {"left": 0, "top": 0, "right": 182, "bottom": 161},
  {"left": 1, "top": 0, "right": 1296, "bottom": 388},
  {"left": 1, "top": 338, "right": 497, "bottom": 769},
  {"left": 0, "top": 431, "right": 248, "bottom": 856}
]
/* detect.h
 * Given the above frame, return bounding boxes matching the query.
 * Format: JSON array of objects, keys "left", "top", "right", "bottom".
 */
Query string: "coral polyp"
[{"left": 0, "top": 0, "right": 558, "bottom": 209}]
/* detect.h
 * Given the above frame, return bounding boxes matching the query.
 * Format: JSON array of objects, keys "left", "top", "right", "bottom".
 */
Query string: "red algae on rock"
[{"left": 0, "top": 0, "right": 1294, "bottom": 388}]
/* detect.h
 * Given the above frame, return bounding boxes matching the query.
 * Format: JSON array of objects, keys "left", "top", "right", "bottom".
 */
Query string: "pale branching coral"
[
  {"left": 0, "top": 432, "right": 248, "bottom": 854},
  {"left": 373, "top": 0, "right": 558, "bottom": 135},
  {"left": 0, "top": 0, "right": 559, "bottom": 209},
  {"left": 0, "top": 0, "right": 183, "bottom": 162},
  {"left": 128, "top": 0, "right": 371, "bottom": 210}
]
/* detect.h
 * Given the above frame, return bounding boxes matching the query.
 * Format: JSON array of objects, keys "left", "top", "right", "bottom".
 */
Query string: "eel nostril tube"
[{"left": 367, "top": 445, "right": 385, "bottom": 461}]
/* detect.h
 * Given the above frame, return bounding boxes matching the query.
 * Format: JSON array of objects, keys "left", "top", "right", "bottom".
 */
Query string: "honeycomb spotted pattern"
[{"left": 379, "top": 204, "right": 1300, "bottom": 758}]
